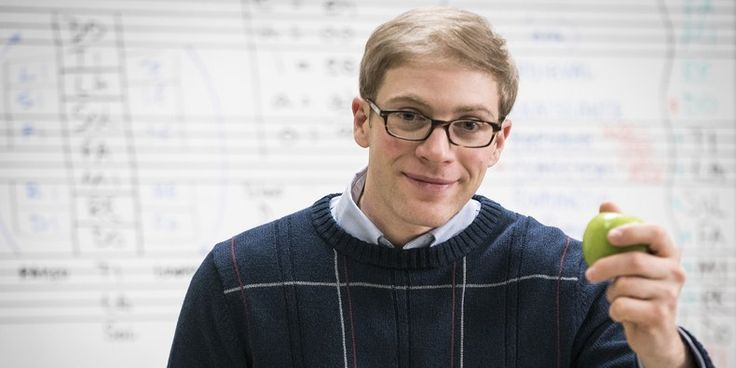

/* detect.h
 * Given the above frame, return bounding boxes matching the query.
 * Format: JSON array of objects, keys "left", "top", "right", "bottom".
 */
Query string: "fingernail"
[
  {"left": 585, "top": 268, "right": 596, "bottom": 282},
  {"left": 608, "top": 229, "right": 622, "bottom": 240}
]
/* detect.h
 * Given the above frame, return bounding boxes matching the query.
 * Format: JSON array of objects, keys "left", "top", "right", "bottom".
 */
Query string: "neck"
[
  {"left": 357, "top": 189, "right": 431, "bottom": 248},
  {"left": 311, "top": 194, "right": 504, "bottom": 269}
]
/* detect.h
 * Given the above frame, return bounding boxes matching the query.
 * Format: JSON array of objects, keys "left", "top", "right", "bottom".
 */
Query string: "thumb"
[{"left": 599, "top": 201, "right": 622, "bottom": 213}]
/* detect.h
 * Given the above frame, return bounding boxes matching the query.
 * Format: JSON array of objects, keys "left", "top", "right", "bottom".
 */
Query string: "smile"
[{"left": 403, "top": 173, "right": 456, "bottom": 192}]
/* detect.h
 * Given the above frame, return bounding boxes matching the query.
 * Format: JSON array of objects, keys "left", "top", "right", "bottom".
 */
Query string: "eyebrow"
[{"left": 382, "top": 94, "right": 498, "bottom": 120}]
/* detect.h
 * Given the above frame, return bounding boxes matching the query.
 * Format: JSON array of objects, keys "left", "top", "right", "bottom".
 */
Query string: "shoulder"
[
  {"left": 519, "top": 213, "right": 584, "bottom": 279},
  {"left": 207, "top": 196, "right": 335, "bottom": 289},
  {"left": 522, "top": 215, "right": 582, "bottom": 271},
  {"left": 205, "top": 204, "right": 311, "bottom": 287},
  {"left": 475, "top": 195, "right": 585, "bottom": 278}
]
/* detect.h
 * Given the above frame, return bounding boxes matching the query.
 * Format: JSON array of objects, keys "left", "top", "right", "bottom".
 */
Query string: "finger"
[
  {"left": 609, "top": 296, "right": 675, "bottom": 328},
  {"left": 585, "top": 251, "right": 684, "bottom": 283},
  {"left": 607, "top": 223, "right": 680, "bottom": 260},
  {"left": 599, "top": 201, "right": 622, "bottom": 213},
  {"left": 606, "top": 276, "right": 681, "bottom": 305}
]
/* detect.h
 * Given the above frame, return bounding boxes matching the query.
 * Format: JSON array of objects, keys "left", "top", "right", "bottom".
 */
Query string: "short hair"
[{"left": 359, "top": 6, "right": 519, "bottom": 118}]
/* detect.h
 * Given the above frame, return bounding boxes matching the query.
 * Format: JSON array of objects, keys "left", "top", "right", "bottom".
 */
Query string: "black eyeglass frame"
[{"left": 366, "top": 99, "right": 505, "bottom": 148}]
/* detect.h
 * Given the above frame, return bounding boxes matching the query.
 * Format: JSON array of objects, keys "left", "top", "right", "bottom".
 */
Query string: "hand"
[{"left": 585, "top": 201, "right": 694, "bottom": 368}]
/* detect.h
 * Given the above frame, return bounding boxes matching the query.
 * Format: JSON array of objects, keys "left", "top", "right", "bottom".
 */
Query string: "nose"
[{"left": 415, "top": 125, "right": 453, "bottom": 163}]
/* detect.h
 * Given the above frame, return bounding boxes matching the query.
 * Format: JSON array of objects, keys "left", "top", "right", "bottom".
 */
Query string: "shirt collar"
[{"left": 329, "top": 168, "right": 480, "bottom": 249}]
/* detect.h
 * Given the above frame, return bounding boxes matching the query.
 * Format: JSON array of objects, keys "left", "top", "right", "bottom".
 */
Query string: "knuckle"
[
  {"left": 614, "top": 276, "right": 631, "bottom": 291},
  {"left": 609, "top": 299, "right": 631, "bottom": 322},
  {"left": 606, "top": 287, "right": 615, "bottom": 303},
  {"left": 629, "top": 252, "right": 648, "bottom": 270},
  {"left": 653, "top": 303, "right": 670, "bottom": 318},
  {"left": 606, "top": 295, "right": 615, "bottom": 306},
  {"left": 672, "top": 265, "right": 687, "bottom": 284},
  {"left": 652, "top": 225, "right": 668, "bottom": 240},
  {"left": 663, "top": 286, "right": 679, "bottom": 301},
  {"left": 608, "top": 302, "right": 621, "bottom": 321}
]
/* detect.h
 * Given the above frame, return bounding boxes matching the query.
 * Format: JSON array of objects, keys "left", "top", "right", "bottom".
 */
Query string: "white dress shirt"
[{"left": 329, "top": 168, "right": 480, "bottom": 249}]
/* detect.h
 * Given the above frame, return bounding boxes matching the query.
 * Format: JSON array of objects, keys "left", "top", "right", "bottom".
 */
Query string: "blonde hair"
[{"left": 359, "top": 6, "right": 519, "bottom": 118}]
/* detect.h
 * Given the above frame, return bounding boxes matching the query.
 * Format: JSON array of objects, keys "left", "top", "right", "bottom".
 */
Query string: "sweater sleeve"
[
  {"left": 675, "top": 327, "right": 715, "bottom": 368},
  {"left": 570, "top": 275, "right": 715, "bottom": 368},
  {"left": 571, "top": 276, "right": 637, "bottom": 367},
  {"left": 167, "top": 251, "right": 249, "bottom": 368}
]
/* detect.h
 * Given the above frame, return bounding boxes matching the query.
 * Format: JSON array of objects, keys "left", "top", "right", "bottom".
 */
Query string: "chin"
[{"left": 400, "top": 201, "right": 457, "bottom": 229}]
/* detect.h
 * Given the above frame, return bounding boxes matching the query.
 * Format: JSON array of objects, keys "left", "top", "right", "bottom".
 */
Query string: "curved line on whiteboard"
[
  {"left": 185, "top": 46, "right": 228, "bottom": 254},
  {"left": 0, "top": 215, "right": 19, "bottom": 254},
  {"left": 656, "top": 0, "right": 680, "bottom": 234}
]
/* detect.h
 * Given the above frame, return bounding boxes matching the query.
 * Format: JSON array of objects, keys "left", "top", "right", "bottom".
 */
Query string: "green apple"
[{"left": 582, "top": 212, "right": 649, "bottom": 266}]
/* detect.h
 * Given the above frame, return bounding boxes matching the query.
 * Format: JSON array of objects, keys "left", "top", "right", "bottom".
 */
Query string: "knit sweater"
[{"left": 168, "top": 194, "right": 713, "bottom": 368}]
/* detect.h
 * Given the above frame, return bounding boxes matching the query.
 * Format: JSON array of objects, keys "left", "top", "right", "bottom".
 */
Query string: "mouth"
[{"left": 403, "top": 172, "right": 456, "bottom": 192}]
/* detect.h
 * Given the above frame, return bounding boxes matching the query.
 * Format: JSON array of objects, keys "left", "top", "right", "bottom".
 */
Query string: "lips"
[{"left": 403, "top": 172, "right": 457, "bottom": 192}]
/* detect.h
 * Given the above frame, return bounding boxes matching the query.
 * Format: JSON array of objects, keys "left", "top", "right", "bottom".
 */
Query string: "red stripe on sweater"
[
  {"left": 342, "top": 256, "right": 358, "bottom": 368},
  {"left": 230, "top": 237, "right": 256, "bottom": 368}
]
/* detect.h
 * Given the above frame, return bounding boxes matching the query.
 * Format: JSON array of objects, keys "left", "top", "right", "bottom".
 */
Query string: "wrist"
[{"left": 639, "top": 337, "right": 695, "bottom": 368}]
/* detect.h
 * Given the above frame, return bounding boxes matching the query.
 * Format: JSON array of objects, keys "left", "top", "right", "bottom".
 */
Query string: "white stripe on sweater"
[
  {"left": 223, "top": 274, "right": 578, "bottom": 294},
  {"left": 333, "top": 250, "right": 349, "bottom": 368},
  {"left": 460, "top": 257, "right": 467, "bottom": 368}
]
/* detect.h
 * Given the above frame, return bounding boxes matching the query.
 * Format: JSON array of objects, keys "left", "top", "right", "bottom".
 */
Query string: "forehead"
[{"left": 375, "top": 62, "right": 500, "bottom": 117}]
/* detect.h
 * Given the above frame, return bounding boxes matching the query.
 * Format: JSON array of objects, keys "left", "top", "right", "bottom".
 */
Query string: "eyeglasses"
[{"left": 366, "top": 99, "right": 504, "bottom": 148}]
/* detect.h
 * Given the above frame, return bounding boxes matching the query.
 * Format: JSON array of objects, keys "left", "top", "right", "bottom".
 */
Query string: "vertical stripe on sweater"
[
  {"left": 460, "top": 257, "right": 467, "bottom": 368},
  {"left": 343, "top": 256, "right": 358, "bottom": 368},
  {"left": 556, "top": 237, "right": 572, "bottom": 368},
  {"left": 450, "top": 261, "right": 457, "bottom": 368},
  {"left": 230, "top": 237, "right": 255, "bottom": 368},
  {"left": 334, "top": 250, "right": 349, "bottom": 368}
]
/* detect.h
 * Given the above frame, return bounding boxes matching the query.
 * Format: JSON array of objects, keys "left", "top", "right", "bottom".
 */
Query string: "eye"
[
  {"left": 394, "top": 111, "right": 424, "bottom": 122},
  {"left": 455, "top": 120, "right": 483, "bottom": 132}
]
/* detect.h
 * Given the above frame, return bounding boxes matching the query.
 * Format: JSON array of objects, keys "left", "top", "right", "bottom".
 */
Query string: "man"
[{"left": 168, "top": 7, "right": 713, "bottom": 367}]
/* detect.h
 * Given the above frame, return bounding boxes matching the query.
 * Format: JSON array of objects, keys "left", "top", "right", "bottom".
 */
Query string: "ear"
[
  {"left": 352, "top": 97, "right": 371, "bottom": 148},
  {"left": 488, "top": 118, "right": 512, "bottom": 164}
]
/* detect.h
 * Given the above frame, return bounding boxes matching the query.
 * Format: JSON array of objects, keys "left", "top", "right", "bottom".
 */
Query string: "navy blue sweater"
[{"left": 168, "top": 194, "right": 712, "bottom": 367}]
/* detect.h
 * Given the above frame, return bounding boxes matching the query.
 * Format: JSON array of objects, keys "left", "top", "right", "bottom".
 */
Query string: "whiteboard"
[{"left": 0, "top": 0, "right": 734, "bottom": 367}]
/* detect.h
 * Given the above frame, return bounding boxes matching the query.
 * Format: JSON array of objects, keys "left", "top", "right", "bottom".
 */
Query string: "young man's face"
[{"left": 352, "top": 62, "right": 512, "bottom": 245}]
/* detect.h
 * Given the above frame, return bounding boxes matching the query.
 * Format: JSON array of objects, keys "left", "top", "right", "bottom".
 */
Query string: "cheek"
[
  {"left": 368, "top": 135, "right": 404, "bottom": 176},
  {"left": 462, "top": 151, "right": 494, "bottom": 179},
  {"left": 469, "top": 166, "right": 488, "bottom": 187},
  {"left": 372, "top": 133, "right": 409, "bottom": 161}
]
